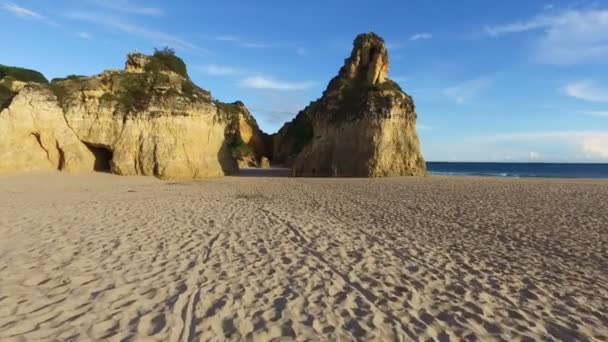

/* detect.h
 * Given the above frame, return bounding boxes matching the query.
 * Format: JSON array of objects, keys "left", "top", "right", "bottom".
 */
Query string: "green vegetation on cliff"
[
  {"left": 0, "top": 65, "right": 48, "bottom": 84},
  {"left": 146, "top": 47, "right": 189, "bottom": 79},
  {"left": 228, "top": 134, "right": 255, "bottom": 159},
  {"left": 50, "top": 75, "right": 87, "bottom": 83},
  {"left": 0, "top": 84, "right": 13, "bottom": 109},
  {"left": 51, "top": 70, "right": 210, "bottom": 115},
  {"left": 281, "top": 101, "right": 316, "bottom": 156},
  {"left": 0, "top": 64, "right": 49, "bottom": 109}
]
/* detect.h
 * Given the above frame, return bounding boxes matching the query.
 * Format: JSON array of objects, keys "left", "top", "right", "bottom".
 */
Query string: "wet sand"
[{"left": 0, "top": 172, "right": 607, "bottom": 341}]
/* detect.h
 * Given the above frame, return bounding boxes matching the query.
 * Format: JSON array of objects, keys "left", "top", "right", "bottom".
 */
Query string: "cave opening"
[{"left": 84, "top": 143, "right": 113, "bottom": 172}]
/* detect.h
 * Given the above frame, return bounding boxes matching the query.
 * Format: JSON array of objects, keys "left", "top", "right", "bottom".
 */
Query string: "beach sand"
[{"left": 0, "top": 171, "right": 607, "bottom": 341}]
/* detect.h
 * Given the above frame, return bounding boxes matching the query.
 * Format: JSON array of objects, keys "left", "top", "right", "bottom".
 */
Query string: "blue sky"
[{"left": 2, "top": 0, "right": 608, "bottom": 162}]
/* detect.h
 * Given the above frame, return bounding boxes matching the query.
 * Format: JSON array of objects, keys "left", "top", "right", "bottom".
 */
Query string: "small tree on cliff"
[{"left": 149, "top": 47, "right": 189, "bottom": 79}]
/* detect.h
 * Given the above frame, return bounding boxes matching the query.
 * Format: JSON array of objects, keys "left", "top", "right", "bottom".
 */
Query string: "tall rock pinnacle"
[{"left": 274, "top": 32, "right": 427, "bottom": 177}]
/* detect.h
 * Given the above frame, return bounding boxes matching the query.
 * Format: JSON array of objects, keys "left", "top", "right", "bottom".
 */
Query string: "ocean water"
[{"left": 426, "top": 162, "right": 608, "bottom": 179}]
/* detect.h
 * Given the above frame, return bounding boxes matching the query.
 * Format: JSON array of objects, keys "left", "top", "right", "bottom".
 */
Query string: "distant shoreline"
[{"left": 426, "top": 161, "right": 608, "bottom": 179}]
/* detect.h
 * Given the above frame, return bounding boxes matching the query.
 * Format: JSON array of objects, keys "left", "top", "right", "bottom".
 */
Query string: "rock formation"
[
  {"left": 223, "top": 102, "right": 273, "bottom": 168},
  {"left": 0, "top": 85, "right": 96, "bottom": 173},
  {"left": 0, "top": 50, "right": 258, "bottom": 179},
  {"left": 275, "top": 32, "right": 426, "bottom": 177},
  {"left": 1, "top": 35, "right": 424, "bottom": 179}
]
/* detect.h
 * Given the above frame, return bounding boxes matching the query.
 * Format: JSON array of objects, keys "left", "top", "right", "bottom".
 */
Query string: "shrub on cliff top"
[
  {"left": 50, "top": 75, "right": 87, "bottom": 83},
  {"left": 0, "top": 64, "right": 48, "bottom": 84},
  {"left": 0, "top": 84, "right": 13, "bottom": 109},
  {"left": 146, "top": 47, "right": 189, "bottom": 79}
]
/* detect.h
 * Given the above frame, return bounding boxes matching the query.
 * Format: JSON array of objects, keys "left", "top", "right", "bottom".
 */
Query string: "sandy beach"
[{"left": 1, "top": 171, "right": 607, "bottom": 341}]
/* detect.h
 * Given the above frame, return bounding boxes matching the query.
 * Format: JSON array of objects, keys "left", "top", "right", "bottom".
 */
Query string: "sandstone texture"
[
  {"left": 224, "top": 102, "right": 273, "bottom": 168},
  {"left": 0, "top": 51, "right": 249, "bottom": 179},
  {"left": 0, "top": 85, "right": 95, "bottom": 173},
  {"left": 275, "top": 33, "right": 426, "bottom": 177}
]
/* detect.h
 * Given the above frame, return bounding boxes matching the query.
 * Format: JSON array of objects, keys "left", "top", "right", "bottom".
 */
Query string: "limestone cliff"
[
  {"left": 0, "top": 85, "right": 95, "bottom": 173},
  {"left": 0, "top": 50, "right": 246, "bottom": 179},
  {"left": 223, "top": 102, "right": 272, "bottom": 168},
  {"left": 276, "top": 32, "right": 426, "bottom": 177}
]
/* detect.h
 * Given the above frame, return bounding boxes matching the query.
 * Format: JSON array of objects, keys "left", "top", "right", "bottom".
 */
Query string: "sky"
[{"left": 1, "top": 0, "right": 608, "bottom": 162}]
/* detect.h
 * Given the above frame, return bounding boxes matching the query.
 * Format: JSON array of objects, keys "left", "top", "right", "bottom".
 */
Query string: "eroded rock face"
[
  {"left": 125, "top": 52, "right": 150, "bottom": 73},
  {"left": 225, "top": 102, "right": 272, "bottom": 168},
  {"left": 0, "top": 85, "right": 95, "bottom": 173},
  {"left": 52, "top": 59, "right": 237, "bottom": 179},
  {"left": 338, "top": 32, "right": 389, "bottom": 85},
  {"left": 0, "top": 52, "right": 241, "bottom": 179},
  {"left": 282, "top": 32, "right": 426, "bottom": 177}
]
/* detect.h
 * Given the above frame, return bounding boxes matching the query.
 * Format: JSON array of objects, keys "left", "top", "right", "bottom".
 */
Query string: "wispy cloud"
[
  {"left": 196, "top": 64, "right": 244, "bottom": 76},
  {"left": 215, "top": 35, "right": 270, "bottom": 49},
  {"left": 92, "top": 0, "right": 163, "bottom": 16},
  {"left": 482, "top": 8, "right": 608, "bottom": 65},
  {"left": 443, "top": 77, "right": 493, "bottom": 103},
  {"left": 215, "top": 35, "right": 239, "bottom": 42},
  {"left": 295, "top": 47, "right": 309, "bottom": 56},
  {"left": 240, "top": 76, "right": 316, "bottom": 91},
  {"left": 529, "top": 151, "right": 541, "bottom": 160},
  {"left": 78, "top": 32, "right": 92, "bottom": 40},
  {"left": 1, "top": 2, "right": 58, "bottom": 26},
  {"left": 410, "top": 33, "right": 432, "bottom": 41},
  {"left": 66, "top": 11, "right": 204, "bottom": 52},
  {"left": 471, "top": 130, "right": 608, "bottom": 159},
  {"left": 563, "top": 81, "right": 608, "bottom": 102},
  {"left": 241, "top": 42, "right": 270, "bottom": 48},
  {"left": 581, "top": 110, "right": 608, "bottom": 117}
]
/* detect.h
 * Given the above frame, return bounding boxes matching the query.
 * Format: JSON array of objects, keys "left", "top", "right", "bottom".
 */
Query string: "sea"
[{"left": 426, "top": 162, "right": 608, "bottom": 179}]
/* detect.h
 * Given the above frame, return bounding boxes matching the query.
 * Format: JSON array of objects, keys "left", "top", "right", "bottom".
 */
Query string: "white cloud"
[
  {"left": 240, "top": 42, "right": 270, "bottom": 48},
  {"left": 66, "top": 11, "right": 204, "bottom": 52},
  {"left": 240, "top": 76, "right": 316, "bottom": 91},
  {"left": 215, "top": 35, "right": 271, "bottom": 49},
  {"left": 529, "top": 151, "right": 541, "bottom": 160},
  {"left": 582, "top": 135, "right": 608, "bottom": 158},
  {"left": 471, "top": 131, "right": 608, "bottom": 160},
  {"left": 483, "top": 9, "right": 608, "bottom": 65},
  {"left": 215, "top": 35, "right": 240, "bottom": 42},
  {"left": 418, "top": 124, "right": 434, "bottom": 131},
  {"left": 1, "top": 2, "right": 42, "bottom": 18},
  {"left": 410, "top": 33, "right": 432, "bottom": 41},
  {"left": 78, "top": 32, "right": 92, "bottom": 39},
  {"left": 443, "top": 77, "right": 493, "bottom": 103},
  {"left": 1, "top": 2, "right": 58, "bottom": 26},
  {"left": 563, "top": 81, "right": 608, "bottom": 102},
  {"left": 197, "top": 64, "right": 243, "bottom": 76},
  {"left": 93, "top": 0, "right": 163, "bottom": 16},
  {"left": 581, "top": 110, "right": 608, "bottom": 117}
]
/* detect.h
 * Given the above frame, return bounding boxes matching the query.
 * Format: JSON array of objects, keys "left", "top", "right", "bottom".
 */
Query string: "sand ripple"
[{"left": 0, "top": 172, "right": 607, "bottom": 341}]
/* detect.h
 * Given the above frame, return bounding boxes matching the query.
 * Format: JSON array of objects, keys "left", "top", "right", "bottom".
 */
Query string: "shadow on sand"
[{"left": 235, "top": 167, "right": 292, "bottom": 178}]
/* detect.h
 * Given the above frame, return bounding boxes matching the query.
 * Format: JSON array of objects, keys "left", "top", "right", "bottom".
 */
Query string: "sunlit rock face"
[
  {"left": 0, "top": 52, "right": 243, "bottom": 179},
  {"left": 275, "top": 32, "right": 426, "bottom": 177}
]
